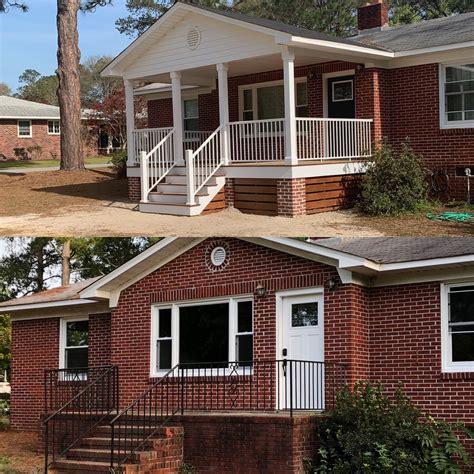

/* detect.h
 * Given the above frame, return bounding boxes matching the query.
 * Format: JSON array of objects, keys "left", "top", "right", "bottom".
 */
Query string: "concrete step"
[
  {"left": 67, "top": 448, "right": 112, "bottom": 462},
  {"left": 165, "top": 175, "right": 220, "bottom": 186},
  {"left": 81, "top": 436, "right": 156, "bottom": 449},
  {"left": 139, "top": 202, "right": 200, "bottom": 216}
]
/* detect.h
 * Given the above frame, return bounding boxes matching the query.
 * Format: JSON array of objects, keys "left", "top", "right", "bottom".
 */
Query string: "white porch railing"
[
  {"left": 185, "top": 126, "right": 223, "bottom": 205},
  {"left": 229, "top": 119, "right": 285, "bottom": 162},
  {"left": 296, "top": 118, "right": 373, "bottom": 161},
  {"left": 133, "top": 127, "right": 173, "bottom": 165},
  {"left": 141, "top": 129, "right": 175, "bottom": 202},
  {"left": 183, "top": 131, "right": 213, "bottom": 152}
]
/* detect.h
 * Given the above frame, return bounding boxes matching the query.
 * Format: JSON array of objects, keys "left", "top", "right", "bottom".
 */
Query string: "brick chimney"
[{"left": 358, "top": 0, "right": 389, "bottom": 31}]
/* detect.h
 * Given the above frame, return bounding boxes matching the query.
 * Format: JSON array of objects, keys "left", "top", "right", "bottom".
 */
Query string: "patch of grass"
[
  {"left": 0, "top": 455, "right": 20, "bottom": 474},
  {"left": 0, "top": 156, "right": 110, "bottom": 169},
  {"left": 0, "top": 416, "right": 10, "bottom": 431}
]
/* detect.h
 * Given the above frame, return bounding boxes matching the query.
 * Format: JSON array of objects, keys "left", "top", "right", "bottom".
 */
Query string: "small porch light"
[
  {"left": 255, "top": 284, "right": 267, "bottom": 298},
  {"left": 327, "top": 277, "right": 338, "bottom": 291}
]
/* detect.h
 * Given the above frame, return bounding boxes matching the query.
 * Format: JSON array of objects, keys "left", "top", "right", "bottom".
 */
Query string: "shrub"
[
  {"left": 27, "top": 145, "right": 43, "bottom": 160},
  {"left": 317, "top": 382, "right": 472, "bottom": 473},
  {"left": 13, "top": 148, "right": 29, "bottom": 161},
  {"left": 358, "top": 142, "right": 428, "bottom": 216},
  {"left": 110, "top": 150, "right": 127, "bottom": 178}
]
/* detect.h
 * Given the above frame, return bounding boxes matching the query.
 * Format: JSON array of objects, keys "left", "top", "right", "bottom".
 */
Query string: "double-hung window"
[
  {"left": 240, "top": 80, "right": 308, "bottom": 121},
  {"left": 440, "top": 64, "right": 474, "bottom": 128},
  {"left": 151, "top": 298, "right": 254, "bottom": 376},
  {"left": 60, "top": 318, "right": 89, "bottom": 370},
  {"left": 48, "top": 120, "right": 60, "bottom": 135},
  {"left": 442, "top": 284, "right": 474, "bottom": 372},
  {"left": 18, "top": 120, "right": 32, "bottom": 138},
  {"left": 183, "top": 98, "right": 199, "bottom": 131}
]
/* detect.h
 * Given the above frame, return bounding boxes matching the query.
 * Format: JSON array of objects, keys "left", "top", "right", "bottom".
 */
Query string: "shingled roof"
[
  {"left": 0, "top": 95, "right": 60, "bottom": 119},
  {"left": 0, "top": 277, "right": 100, "bottom": 308},
  {"left": 312, "top": 237, "right": 474, "bottom": 264},
  {"left": 353, "top": 11, "right": 474, "bottom": 52}
]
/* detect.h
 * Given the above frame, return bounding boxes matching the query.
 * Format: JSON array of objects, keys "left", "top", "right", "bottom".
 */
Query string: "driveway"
[{"left": 0, "top": 168, "right": 470, "bottom": 237}]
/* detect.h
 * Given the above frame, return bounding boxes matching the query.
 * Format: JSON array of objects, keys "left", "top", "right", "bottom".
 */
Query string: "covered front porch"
[{"left": 102, "top": 1, "right": 390, "bottom": 215}]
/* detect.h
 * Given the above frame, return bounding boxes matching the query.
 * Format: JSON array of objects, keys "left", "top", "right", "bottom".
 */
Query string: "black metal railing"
[
  {"left": 44, "top": 365, "right": 119, "bottom": 472},
  {"left": 109, "top": 359, "right": 347, "bottom": 470}
]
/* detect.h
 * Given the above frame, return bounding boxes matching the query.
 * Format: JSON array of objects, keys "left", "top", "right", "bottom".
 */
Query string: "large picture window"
[
  {"left": 442, "top": 284, "right": 474, "bottom": 372},
  {"left": 60, "top": 318, "right": 89, "bottom": 369},
  {"left": 151, "top": 298, "right": 253, "bottom": 375},
  {"left": 239, "top": 80, "right": 308, "bottom": 121},
  {"left": 440, "top": 64, "right": 474, "bottom": 128}
]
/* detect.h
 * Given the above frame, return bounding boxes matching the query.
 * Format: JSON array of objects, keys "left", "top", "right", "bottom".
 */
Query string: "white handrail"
[
  {"left": 141, "top": 129, "right": 175, "bottom": 203},
  {"left": 229, "top": 119, "right": 285, "bottom": 162},
  {"left": 132, "top": 127, "right": 173, "bottom": 165},
  {"left": 296, "top": 118, "right": 372, "bottom": 161},
  {"left": 186, "top": 126, "right": 223, "bottom": 206}
]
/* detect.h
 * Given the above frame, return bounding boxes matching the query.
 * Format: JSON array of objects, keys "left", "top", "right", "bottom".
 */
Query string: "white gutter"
[{"left": 0, "top": 298, "right": 98, "bottom": 314}]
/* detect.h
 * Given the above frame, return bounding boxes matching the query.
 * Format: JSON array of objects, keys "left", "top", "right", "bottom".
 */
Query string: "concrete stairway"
[
  {"left": 139, "top": 165, "right": 226, "bottom": 216},
  {"left": 49, "top": 424, "right": 184, "bottom": 474}
]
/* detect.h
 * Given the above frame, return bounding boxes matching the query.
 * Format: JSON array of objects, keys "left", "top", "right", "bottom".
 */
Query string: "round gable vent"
[
  {"left": 211, "top": 247, "right": 226, "bottom": 267},
  {"left": 206, "top": 240, "right": 230, "bottom": 272},
  {"left": 186, "top": 27, "right": 201, "bottom": 50}
]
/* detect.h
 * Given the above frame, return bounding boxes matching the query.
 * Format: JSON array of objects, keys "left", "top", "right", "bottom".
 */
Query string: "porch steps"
[
  {"left": 139, "top": 165, "right": 226, "bottom": 216},
  {"left": 49, "top": 423, "right": 184, "bottom": 473}
]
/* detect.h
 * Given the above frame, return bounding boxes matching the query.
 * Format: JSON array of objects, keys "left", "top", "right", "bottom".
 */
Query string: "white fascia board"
[
  {"left": 287, "top": 36, "right": 394, "bottom": 59},
  {"left": 0, "top": 298, "right": 98, "bottom": 314},
  {"left": 394, "top": 41, "right": 474, "bottom": 58},
  {"left": 377, "top": 255, "right": 474, "bottom": 272}
]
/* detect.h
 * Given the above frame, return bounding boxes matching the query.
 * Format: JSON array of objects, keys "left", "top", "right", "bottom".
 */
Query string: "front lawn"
[
  {"left": 0, "top": 430, "right": 42, "bottom": 473},
  {"left": 0, "top": 156, "right": 110, "bottom": 169}
]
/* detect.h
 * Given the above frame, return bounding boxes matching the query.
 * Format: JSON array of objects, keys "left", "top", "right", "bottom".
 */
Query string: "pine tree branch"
[{"left": 0, "top": 0, "right": 28, "bottom": 12}]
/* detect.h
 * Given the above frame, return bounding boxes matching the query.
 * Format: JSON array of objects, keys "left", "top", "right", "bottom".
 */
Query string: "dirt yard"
[
  {"left": 0, "top": 431, "right": 42, "bottom": 473},
  {"left": 0, "top": 168, "right": 471, "bottom": 236}
]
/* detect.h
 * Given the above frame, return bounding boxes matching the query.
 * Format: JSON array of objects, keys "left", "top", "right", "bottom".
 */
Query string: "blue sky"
[{"left": 0, "top": 0, "right": 132, "bottom": 92}]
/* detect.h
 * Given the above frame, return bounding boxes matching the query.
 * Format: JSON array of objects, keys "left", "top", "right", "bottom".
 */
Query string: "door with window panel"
[{"left": 280, "top": 294, "right": 324, "bottom": 410}]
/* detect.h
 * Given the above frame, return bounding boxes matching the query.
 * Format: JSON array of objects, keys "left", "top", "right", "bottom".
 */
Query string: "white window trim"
[
  {"left": 47, "top": 120, "right": 60, "bottom": 135},
  {"left": 439, "top": 63, "right": 474, "bottom": 130},
  {"left": 59, "top": 316, "right": 89, "bottom": 370},
  {"left": 441, "top": 282, "right": 474, "bottom": 373},
  {"left": 150, "top": 296, "right": 253, "bottom": 378},
  {"left": 17, "top": 120, "right": 32, "bottom": 138},
  {"left": 238, "top": 77, "right": 307, "bottom": 121},
  {"left": 331, "top": 79, "right": 354, "bottom": 103}
]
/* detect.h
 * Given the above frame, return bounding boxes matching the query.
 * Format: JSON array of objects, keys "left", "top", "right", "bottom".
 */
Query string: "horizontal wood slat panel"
[
  {"left": 234, "top": 178, "right": 278, "bottom": 216},
  {"left": 306, "top": 174, "right": 362, "bottom": 213},
  {"left": 203, "top": 188, "right": 226, "bottom": 215}
]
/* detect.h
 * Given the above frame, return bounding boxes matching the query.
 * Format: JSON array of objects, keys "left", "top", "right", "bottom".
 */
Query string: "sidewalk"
[{"left": 0, "top": 163, "right": 111, "bottom": 174}]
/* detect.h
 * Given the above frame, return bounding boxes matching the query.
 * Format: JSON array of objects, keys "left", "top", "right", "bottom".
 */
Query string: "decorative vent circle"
[
  {"left": 206, "top": 240, "right": 230, "bottom": 272},
  {"left": 186, "top": 27, "right": 201, "bottom": 50},
  {"left": 211, "top": 247, "right": 226, "bottom": 267}
]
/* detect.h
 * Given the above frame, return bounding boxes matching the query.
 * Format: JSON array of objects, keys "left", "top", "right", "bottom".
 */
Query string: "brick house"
[
  {"left": 0, "top": 96, "right": 62, "bottom": 161},
  {"left": 101, "top": 1, "right": 474, "bottom": 217},
  {"left": 2, "top": 237, "right": 474, "bottom": 472}
]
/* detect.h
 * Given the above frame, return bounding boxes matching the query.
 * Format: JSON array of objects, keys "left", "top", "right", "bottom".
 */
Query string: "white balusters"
[
  {"left": 296, "top": 118, "right": 373, "bottom": 161},
  {"left": 132, "top": 127, "right": 174, "bottom": 165}
]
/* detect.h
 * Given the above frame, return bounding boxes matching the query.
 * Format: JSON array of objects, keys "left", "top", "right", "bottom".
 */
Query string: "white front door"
[{"left": 279, "top": 293, "right": 324, "bottom": 410}]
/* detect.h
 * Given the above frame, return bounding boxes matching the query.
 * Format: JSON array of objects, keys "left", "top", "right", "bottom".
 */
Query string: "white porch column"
[
  {"left": 124, "top": 79, "right": 135, "bottom": 166},
  {"left": 171, "top": 71, "right": 184, "bottom": 165},
  {"left": 216, "top": 63, "right": 230, "bottom": 165},
  {"left": 282, "top": 50, "right": 298, "bottom": 165}
]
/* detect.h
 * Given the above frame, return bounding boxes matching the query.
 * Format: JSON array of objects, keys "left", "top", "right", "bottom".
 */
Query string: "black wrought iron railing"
[
  {"left": 43, "top": 365, "right": 119, "bottom": 472},
  {"left": 109, "top": 359, "right": 347, "bottom": 470}
]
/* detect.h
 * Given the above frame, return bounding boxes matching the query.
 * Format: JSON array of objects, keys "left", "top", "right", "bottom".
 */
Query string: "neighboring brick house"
[
  {"left": 0, "top": 95, "right": 116, "bottom": 161},
  {"left": 2, "top": 237, "right": 474, "bottom": 472},
  {"left": 101, "top": 1, "right": 474, "bottom": 217}
]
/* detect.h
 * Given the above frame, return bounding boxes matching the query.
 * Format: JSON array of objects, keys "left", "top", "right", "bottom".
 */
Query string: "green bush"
[
  {"left": 317, "top": 382, "right": 472, "bottom": 473},
  {"left": 109, "top": 150, "right": 127, "bottom": 178},
  {"left": 0, "top": 394, "right": 9, "bottom": 417},
  {"left": 358, "top": 142, "right": 428, "bottom": 216}
]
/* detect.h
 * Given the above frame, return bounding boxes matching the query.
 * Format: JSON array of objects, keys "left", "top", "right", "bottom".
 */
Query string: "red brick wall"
[
  {"left": 148, "top": 98, "right": 173, "bottom": 128},
  {"left": 357, "top": 2, "right": 389, "bottom": 30},
  {"left": 88, "top": 313, "right": 111, "bottom": 367},
  {"left": 0, "top": 119, "right": 61, "bottom": 161},
  {"left": 384, "top": 63, "right": 474, "bottom": 200},
  {"left": 179, "top": 414, "right": 318, "bottom": 473},
  {"left": 128, "top": 176, "right": 141, "bottom": 202},
  {"left": 277, "top": 178, "right": 306, "bottom": 217},
  {"left": 11, "top": 318, "right": 60, "bottom": 431},
  {"left": 111, "top": 239, "right": 345, "bottom": 407}
]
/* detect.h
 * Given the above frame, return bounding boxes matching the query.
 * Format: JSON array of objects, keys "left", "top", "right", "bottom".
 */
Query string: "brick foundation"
[
  {"left": 277, "top": 178, "right": 306, "bottom": 217},
  {"left": 128, "top": 176, "right": 141, "bottom": 202},
  {"left": 224, "top": 177, "right": 234, "bottom": 208}
]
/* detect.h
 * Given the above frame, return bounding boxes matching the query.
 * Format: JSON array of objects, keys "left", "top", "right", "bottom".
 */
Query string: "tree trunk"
[
  {"left": 34, "top": 240, "right": 45, "bottom": 293},
  {"left": 57, "top": 0, "right": 84, "bottom": 170},
  {"left": 61, "top": 239, "right": 71, "bottom": 286}
]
